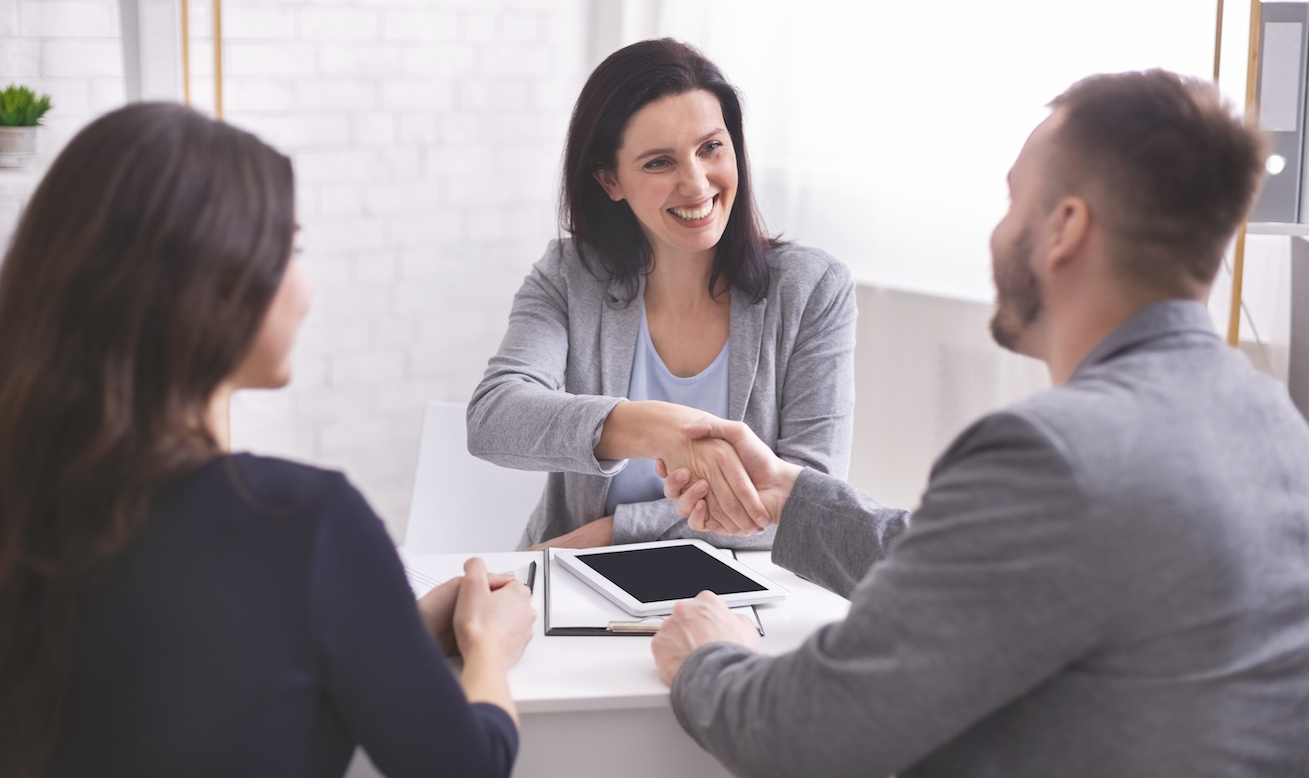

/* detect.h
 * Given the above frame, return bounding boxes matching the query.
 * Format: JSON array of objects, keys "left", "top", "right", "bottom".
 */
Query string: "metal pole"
[
  {"left": 1228, "top": 0, "right": 1262, "bottom": 347},
  {"left": 1214, "top": 0, "right": 1225, "bottom": 84},
  {"left": 213, "top": 0, "right": 223, "bottom": 120},
  {"left": 180, "top": 0, "right": 191, "bottom": 106}
]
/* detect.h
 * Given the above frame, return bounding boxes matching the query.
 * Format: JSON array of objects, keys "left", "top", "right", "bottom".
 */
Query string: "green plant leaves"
[{"left": 0, "top": 85, "right": 53, "bottom": 127}]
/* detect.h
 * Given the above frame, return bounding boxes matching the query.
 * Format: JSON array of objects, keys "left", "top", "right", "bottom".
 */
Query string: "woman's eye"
[
  {"left": 702, "top": 141, "right": 723, "bottom": 154},
  {"left": 644, "top": 158, "right": 670, "bottom": 170}
]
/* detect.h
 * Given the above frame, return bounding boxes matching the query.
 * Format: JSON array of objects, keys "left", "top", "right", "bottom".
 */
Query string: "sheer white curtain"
[{"left": 651, "top": 0, "right": 1228, "bottom": 301}]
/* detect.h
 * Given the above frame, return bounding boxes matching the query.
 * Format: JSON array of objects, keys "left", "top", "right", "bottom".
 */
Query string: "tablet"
[{"left": 554, "top": 539, "right": 788, "bottom": 617}]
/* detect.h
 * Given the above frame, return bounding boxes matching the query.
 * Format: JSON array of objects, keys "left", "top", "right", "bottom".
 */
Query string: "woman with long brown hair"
[
  {"left": 467, "top": 39, "right": 857, "bottom": 550},
  {"left": 0, "top": 103, "right": 533, "bottom": 777}
]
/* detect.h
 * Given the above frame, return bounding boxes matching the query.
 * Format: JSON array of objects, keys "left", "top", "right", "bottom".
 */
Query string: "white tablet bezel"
[{"left": 554, "top": 539, "right": 789, "bottom": 617}]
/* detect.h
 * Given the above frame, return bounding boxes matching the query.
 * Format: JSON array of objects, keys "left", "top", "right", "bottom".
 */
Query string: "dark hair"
[
  {"left": 1047, "top": 70, "right": 1267, "bottom": 291},
  {"left": 561, "top": 38, "right": 776, "bottom": 304},
  {"left": 0, "top": 103, "right": 295, "bottom": 776}
]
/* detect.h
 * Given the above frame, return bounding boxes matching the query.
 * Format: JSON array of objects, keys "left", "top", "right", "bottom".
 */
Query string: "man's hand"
[
  {"left": 529, "top": 515, "right": 614, "bottom": 550},
  {"left": 651, "top": 591, "right": 760, "bottom": 685},
  {"left": 658, "top": 418, "right": 803, "bottom": 535},
  {"left": 417, "top": 569, "right": 519, "bottom": 655}
]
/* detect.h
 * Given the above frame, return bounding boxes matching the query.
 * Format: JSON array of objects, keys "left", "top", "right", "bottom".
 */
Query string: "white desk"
[{"left": 368, "top": 550, "right": 850, "bottom": 778}]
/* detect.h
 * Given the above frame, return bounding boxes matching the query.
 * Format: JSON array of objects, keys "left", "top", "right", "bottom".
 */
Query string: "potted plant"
[{"left": 0, "top": 85, "right": 53, "bottom": 169}]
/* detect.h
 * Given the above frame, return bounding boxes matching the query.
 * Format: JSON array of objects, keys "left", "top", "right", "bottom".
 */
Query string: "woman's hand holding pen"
[
  {"left": 450, "top": 557, "right": 536, "bottom": 725},
  {"left": 417, "top": 564, "right": 524, "bottom": 656},
  {"left": 454, "top": 558, "right": 535, "bottom": 669}
]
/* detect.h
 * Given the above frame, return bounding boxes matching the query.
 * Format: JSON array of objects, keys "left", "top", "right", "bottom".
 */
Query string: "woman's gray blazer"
[{"left": 467, "top": 238, "right": 856, "bottom": 549}]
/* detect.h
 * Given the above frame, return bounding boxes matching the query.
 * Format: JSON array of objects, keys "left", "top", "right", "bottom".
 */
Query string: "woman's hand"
[
  {"left": 453, "top": 557, "right": 536, "bottom": 670},
  {"left": 417, "top": 570, "right": 519, "bottom": 656},
  {"left": 417, "top": 576, "right": 463, "bottom": 655},
  {"left": 452, "top": 557, "right": 536, "bottom": 725},
  {"left": 528, "top": 516, "right": 614, "bottom": 550}
]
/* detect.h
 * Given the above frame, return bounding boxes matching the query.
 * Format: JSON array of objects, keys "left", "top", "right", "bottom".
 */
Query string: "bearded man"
[{"left": 652, "top": 70, "right": 1309, "bottom": 777}]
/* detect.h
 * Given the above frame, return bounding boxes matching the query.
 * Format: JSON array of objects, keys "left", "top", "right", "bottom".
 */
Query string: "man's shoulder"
[{"left": 996, "top": 342, "right": 1309, "bottom": 503}]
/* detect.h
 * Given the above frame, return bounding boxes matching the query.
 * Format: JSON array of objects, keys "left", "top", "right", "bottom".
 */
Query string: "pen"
[
  {"left": 525, "top": 560, "right": 537, "bottom": 594},
  {"left": 607, "top": 618, "right": 663, "bottom": 635}
]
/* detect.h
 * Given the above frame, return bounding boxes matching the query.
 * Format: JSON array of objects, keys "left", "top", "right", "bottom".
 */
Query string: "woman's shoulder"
[
  {"left": 763, "top": 242, "right": 854, "bottom": 299},
  {"left": 534, "top": 237, "right": 599, "bottom": 280},
  {"left": 180, "top": 453, "right": 363, "bottom": 521},
  {"left": 530, "top": 236, "right": 628, "bottom": 302}
]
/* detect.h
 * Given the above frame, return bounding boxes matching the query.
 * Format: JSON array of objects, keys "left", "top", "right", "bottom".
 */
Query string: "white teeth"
[{"left": 670, "top": 199, "right": 714, "bottom": 221}]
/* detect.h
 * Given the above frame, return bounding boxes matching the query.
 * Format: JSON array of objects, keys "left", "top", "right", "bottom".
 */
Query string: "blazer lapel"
[
  {"left": 729, "top": 294, "right": 766, "bottom": 421},
  {"left": 600, "top": 275, "right": 644, "bottom": 398}
]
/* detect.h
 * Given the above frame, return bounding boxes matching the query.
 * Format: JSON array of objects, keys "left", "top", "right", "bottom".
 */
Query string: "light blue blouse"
[{"left": 603, "top": 301, "right": 730, "bottom": 517}]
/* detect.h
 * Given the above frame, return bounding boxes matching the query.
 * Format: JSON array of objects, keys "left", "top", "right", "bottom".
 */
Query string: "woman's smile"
[{"left": 668, "top": 195, "right": 717, "bottom": 224}]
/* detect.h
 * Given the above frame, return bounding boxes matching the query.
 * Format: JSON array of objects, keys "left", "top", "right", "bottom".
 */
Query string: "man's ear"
[
  {"left": 1044, "top": 196, "right": 1091, "bottom": 271},
  {"left": 593, "top": 168, "right": 624, "bottom": 202}
]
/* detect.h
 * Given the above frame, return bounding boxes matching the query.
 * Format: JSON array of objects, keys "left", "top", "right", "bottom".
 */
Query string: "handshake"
[{"left": 655, "top": 416, "right": 805, "bottom": 536}]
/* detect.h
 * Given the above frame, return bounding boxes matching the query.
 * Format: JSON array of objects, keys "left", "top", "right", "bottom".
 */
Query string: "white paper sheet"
[{"left": 399, "top": 548, "right": 534, "bottom": 599}]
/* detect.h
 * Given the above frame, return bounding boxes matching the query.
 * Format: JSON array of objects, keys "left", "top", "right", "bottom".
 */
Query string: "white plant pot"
[{"left": 0, "top": 126, "right": 36, "bottom": 169}]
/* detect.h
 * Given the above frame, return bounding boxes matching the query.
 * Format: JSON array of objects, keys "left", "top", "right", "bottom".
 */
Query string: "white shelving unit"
[{"left": 1247, "top": 222, "right": 1309, "bottom": 236}]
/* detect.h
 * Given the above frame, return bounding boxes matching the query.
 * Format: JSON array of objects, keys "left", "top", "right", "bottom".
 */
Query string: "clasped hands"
[
  {"left": 657, "top": 416, "right": 803, "bottom": 536},
  {"left": 536, "top": 407, "right": 800, "bottom": 549}
]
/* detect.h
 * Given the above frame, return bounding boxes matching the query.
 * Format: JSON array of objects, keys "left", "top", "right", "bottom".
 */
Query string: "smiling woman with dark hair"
[
  {"left": 0, "top": 102, "right": 534, "bottom": 778},
  {"left": 468, "top": 38, "right": 858, "bottom": 551}
]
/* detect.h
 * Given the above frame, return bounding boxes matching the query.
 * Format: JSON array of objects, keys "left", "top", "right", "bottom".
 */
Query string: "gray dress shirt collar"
[{"left": 1072, "top": 298, "right": 1219, "bottom": 379}]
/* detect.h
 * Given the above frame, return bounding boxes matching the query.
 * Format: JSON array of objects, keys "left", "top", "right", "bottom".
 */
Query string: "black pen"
[{"left": 525, "top": 560, "right": 537, "bottom": 594}]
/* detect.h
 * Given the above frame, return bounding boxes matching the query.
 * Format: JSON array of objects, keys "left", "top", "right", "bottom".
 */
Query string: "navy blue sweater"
[{"left": 55, "top": 454, "right": 517, "bottom": 777}]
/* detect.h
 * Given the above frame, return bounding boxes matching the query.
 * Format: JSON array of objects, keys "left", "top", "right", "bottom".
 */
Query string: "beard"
[{"left": 989, "top": 225, "right": 1043, "bottom": 354}]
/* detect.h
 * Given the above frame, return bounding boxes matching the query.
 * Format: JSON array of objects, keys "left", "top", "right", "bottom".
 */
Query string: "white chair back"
[{"left": 402, "top": 401, "right": 547, "bottom": 553}]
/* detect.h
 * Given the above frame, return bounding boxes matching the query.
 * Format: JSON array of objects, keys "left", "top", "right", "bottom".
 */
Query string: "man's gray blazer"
[
  {"left": 467, "top": 238, "right": 856, "bottom": 548},
  {"left": 672, "top": 301, "right": 1309, "bottom": 777}
]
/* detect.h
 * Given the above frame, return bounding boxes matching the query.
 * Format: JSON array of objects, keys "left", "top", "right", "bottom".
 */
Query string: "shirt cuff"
[{"left": 591, "top": 397, "right": 629, "bottom": 476}]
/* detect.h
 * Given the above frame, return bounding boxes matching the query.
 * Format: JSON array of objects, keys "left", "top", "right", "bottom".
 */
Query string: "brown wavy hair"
[
  {"left": 562, "top": 38, "right": 778, "bottom": 305},
  {"left": 0, "top": 103, "right": 295, "bottom": 777}
]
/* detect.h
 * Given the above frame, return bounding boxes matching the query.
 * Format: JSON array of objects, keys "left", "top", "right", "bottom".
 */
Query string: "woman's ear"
[{"left": 593, "top": 168, "right": 624, "bottom": 202}]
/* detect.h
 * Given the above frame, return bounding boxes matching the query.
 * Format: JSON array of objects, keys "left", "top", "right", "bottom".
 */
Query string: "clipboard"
[{"left": 542, "top": 547, "right": 765, "bottom": 637}]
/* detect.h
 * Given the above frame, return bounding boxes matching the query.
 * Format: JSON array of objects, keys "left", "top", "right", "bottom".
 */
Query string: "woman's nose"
[{"left": 677, "top": 156, "right": 710, "bottom": 195}]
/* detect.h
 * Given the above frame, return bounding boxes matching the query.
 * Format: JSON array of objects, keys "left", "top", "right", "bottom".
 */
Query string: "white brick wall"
[
  {"left": 0, "top": 0, "right": 124, "bottom": 243},
  {"left": 1, "top": 0, "right": 587, "bottom": 541},
  {"left": 213, "top": 0, "right": 589, "bottom": 538}
]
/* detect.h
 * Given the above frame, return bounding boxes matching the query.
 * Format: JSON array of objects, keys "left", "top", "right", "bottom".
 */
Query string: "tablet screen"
[{"left": 575, "top": 544, "right": 767, "bottom": 603}]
